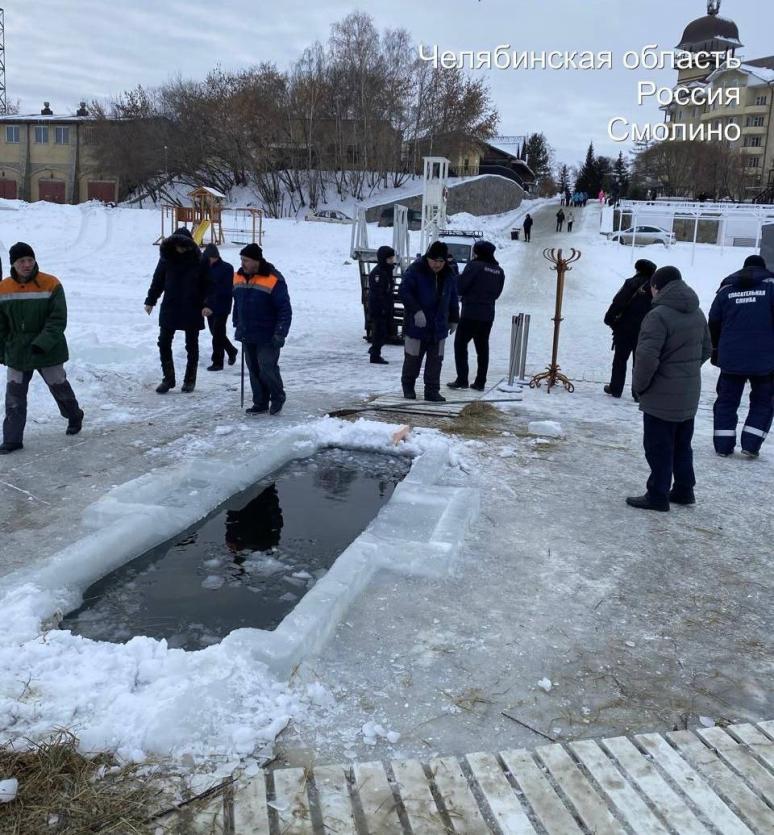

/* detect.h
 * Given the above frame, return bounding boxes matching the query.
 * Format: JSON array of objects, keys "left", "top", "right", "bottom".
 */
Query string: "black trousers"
[
  {"left": 523, "top": 228, "right": 531, "bottom": 242},
  {"left": 642, "top": 413, "right": 695, "bottom": 504},
  {"left": 401, "top": 337, "right": 444, "bottom": 396},
  {"left": 556, "top": 221, "right": 563, "bottom": 232},
  {"left": 158, "top": 327, "right": 199, "bottom": 378},
  {"left": 609, "top": 340, "right": 636, "bottom": 396},
  {"left": 243, "top": 342, "right": 284, "bottom": 407},
  {"left": 207, "top": 314, "right": 237, "bottom": 366},
  {"left": 453, "top": 318, "right": 493, "bottom": 386},
  {"left": 369, "top": 314, "right": 390, "bottom": 358}
]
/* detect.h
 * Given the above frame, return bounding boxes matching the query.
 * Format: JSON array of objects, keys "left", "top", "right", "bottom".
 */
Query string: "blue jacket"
[
  {"left": 205, "top": 258, "right": 234, "bottom": 317},
  {"left": 399, "top": 257, "right": 459, "bottom": 341},
  {"left": 457, "top": 257, "right": 505, "bottom": 323},
  {"left": 232, "top": 261, "right": 292, "bottom": 346},
  {"left": 708, "top": 267, "right": 774, "bottom": 375}
]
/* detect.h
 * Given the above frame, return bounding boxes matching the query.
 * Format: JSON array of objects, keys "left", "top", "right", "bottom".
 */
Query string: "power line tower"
[{"left": 0, "top": 9, "right": 6, "bottom": 115}]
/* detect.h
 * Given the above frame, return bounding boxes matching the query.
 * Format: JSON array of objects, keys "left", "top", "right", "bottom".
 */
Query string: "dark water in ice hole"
[{"left": 63, "top": 448, "right": 410, "bottom": 650}]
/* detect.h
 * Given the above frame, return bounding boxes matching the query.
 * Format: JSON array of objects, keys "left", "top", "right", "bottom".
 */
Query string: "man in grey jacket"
[{"left": 628, "top": 266, "right": 712, "bottom": 511}]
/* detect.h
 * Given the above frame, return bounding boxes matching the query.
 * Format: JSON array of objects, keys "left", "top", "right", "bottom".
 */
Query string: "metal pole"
[
  {"left": 518, "top": 314, "right": 531, "bottom": 382},
  {"left": 240, "top": 349, "right": 245, "bottom": 409},
  {"left": 508, "top": 314, "right": 523, "bottom": 386},
  {"left": 691, "top": 211, "right": 699, "bottom": 266}
]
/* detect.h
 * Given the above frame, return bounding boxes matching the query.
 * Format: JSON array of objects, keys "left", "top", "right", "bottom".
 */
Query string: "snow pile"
[{"left": 527, "top": 420, "right": 565, "bottom": 439}]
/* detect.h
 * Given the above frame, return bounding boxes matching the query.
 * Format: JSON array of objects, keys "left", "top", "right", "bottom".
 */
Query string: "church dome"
[{"left": 677, "top": 2, "right": 742, "bottom": 52}]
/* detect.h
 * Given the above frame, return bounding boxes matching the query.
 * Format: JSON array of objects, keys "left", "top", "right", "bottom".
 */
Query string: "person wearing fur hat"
[
  {"left": 447, "top": 239, "right": 505, "bottom": 391},
  {"left": 0, "top": 242, "right": 84, "bottom": 454},
  {"left": 603, "top": 259, "right": 657, "bottom": 399},
  {"left": 627, "top": 266, "right": 712, "bottom": 511},
  {"left": 367, "top": 245, "right": 396, "bottom": 364},
  {"left": 398, "top": 240, "right": 459, "bottom": 402},
  {"left": 201, "top": 243, "right": 237, "bottom": 371},
  {"left": 232, "top": 243, "right": 292, "bottom": 415},
  {"left": 144, "top": 227, "right": 210, "bottom": 393}
]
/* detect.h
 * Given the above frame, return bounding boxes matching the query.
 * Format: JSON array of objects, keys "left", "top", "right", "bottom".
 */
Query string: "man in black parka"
[
  {"left": 367, "top": 245, "right": 396, "bottom": 364},
  {"left": 447, "top": 240, "right": 505, "bottom": 391},
  {"left": 144, "top": 228, "right": 210, "bottom": 393},
  {"left": 603, "top": 259, "right": 657, "bottom": 399}
]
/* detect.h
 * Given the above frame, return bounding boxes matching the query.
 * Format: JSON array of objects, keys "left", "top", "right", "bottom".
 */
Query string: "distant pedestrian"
[
  {"left": 201, "top": 244, "right": 238, "bottom": 371},
  {"left": 447, "top": 240, "right": 505, "bottom": 392},
  {"left": 145, "top": 228, "right": 210, "bottom": 393},
  {"left": 708, "top": 258, "right": 774, "bottom": 458},
  {"left": 603, "top": 259, "right": 657, "bottom": 399},
  {"left": 367, "top": 245, "right": 396, "bottom": 365},
  {"left": 627, "top": 267, "right": 711, "bottom": 511},
  {"left": 399, "top": 241, "right": 459, "bottom": 402},
  {"left": 0, "top": 242, "right": 83, "bottom": 454},
  {"left": 555, "top": 209, "right": 565, "bottom": 233},
  {"left": 232, "top": 244, "right": 292, "bottom": 415},
  {"left": 523, "top": 213, "right": 533, "bottom": 242},
  {"left": 567, "top": 210, "right": 575, "bottom": 232}
]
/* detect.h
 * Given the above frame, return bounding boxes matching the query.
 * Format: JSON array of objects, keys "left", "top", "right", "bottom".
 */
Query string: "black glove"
[
  {"left": 31, "top": 344, "right": 44, "bottom": 355},
  {"left": 272, "top": 334, "right": 285, "bottom": 349}
]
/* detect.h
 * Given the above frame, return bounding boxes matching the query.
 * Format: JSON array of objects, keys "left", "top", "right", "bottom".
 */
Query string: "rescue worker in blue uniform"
[{"left": 708, "top": 258, "right": 774, "bottom": 457}]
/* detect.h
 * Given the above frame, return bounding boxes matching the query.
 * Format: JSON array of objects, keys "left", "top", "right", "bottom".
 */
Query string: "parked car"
[
  {"left": 609, "top": 225, "right": 676, "bottom": 246},
  {"left": 306, "top": 209, "right": 352, "bottom": 223},
  {"left": 378, "top": 206, "right": 422, "bottom": 230}
]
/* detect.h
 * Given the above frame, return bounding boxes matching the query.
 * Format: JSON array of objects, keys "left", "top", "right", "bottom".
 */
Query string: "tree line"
[{"left": 89, "top": 12, "right": 498, "bottom": 216}]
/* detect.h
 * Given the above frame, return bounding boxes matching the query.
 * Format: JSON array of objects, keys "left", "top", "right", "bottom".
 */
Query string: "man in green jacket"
[{"left": 0, "top": 242, "right": 83, "bottom": 454}]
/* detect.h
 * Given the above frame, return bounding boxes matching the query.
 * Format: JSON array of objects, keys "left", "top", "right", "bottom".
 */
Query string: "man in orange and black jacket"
[{"left": 232, "top": 244, "right": 292, "bottom": 416}]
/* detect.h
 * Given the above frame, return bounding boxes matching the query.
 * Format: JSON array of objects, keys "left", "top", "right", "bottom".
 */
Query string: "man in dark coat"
[
  {"left": 628, "top": 267, "right": 712, "bottom": 511},
  {"left": 0, "top": 242, "right": 83, "bottom": 454},
  {"left": 555, "top": 209, "right": 565, "bottom": 232},
  {"left": 522, "top": 214, "right": 533, "bottom": 242},
  {"left": 367, "top": 245, "right": 396, "bottom": 365},
  {"left": 232, "top": 244, "right": 292, "bottom": 415},
  {"left": 201, "top": 243, "right": 238, "bottom": 371},
  {"left": 399, "top": 241, "right": 459, "bottom": 402},
  {"left": 145, "top": 228, "right": 210, "bottom": 393},
  {"left": 603, "top": 259, "right": 657, "bottom": 398},
  {"left": 447, "top": 240, "right": 505, "bottom": 391},
  {"left": 708, "top": 259, "right": 774, "bottom": 457},
  {"left": 717, "top": 254, "right": 774, "bottom": 290}
]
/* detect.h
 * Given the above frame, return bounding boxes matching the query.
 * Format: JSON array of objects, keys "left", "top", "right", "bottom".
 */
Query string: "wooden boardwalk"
[{"left": 157, "top": 720, "right": 774, "bottom": 833}]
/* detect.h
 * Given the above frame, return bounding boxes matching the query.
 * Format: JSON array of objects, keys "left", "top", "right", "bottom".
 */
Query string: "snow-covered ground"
[{"left": 0, "top": 196, "right": 771, "bottom": 781}]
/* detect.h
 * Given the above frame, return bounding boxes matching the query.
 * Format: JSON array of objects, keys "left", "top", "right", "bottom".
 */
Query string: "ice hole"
[{"left": 62, "top": 448, "right": 410, "bottom": 650}]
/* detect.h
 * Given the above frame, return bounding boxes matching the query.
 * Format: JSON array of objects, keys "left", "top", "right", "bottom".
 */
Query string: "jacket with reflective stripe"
[
  {"left": 232, "top": 262, "right": 292, "bottom": 344},
  {"left": 0, "top": 270, "right": 69, "bottom": 370}
]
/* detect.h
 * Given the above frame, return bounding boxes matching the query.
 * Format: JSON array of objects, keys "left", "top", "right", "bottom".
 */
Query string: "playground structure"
[
  {"left": 420, "top": 157, "right": 450, "bottom": 255},
  {"left": 155, "top": 186, "right": 263, "bottom": 247}
]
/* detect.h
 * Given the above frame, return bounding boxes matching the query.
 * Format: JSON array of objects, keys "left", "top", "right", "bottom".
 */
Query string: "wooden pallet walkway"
[{"left": 156, "top": 721, "right": 774, "bottom": 833}]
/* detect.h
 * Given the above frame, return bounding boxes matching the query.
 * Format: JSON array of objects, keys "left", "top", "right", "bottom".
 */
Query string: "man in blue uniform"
[{"left": 708, "top": 258, "right": 774, "bottom": 457}]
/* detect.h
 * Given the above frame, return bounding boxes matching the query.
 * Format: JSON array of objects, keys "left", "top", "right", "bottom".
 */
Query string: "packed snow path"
[{"left": 159, "top": 720, "right": 774, "bottom": 833}]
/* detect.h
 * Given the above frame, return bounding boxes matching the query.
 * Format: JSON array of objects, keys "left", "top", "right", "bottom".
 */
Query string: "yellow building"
[
  {"left": 0, "top": 102, "right": 119, "bottom": 204},
  {"left": 664, "top": 2, "right": 774, "bottom": 199}
]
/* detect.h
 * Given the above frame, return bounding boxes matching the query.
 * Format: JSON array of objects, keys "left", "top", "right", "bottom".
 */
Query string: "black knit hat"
[
  {"left": 9, "top": 242, "right": 35, "bottom": 264},
  {"left": 634, "top": 259, "right": 657, "bottom": 277},
  {"left": 240, "top": 243, "right": 263, "bottom": 261},
  {"left": 473, "top": 240, "right": 496, "bottom": 259},
  {"left": 426, "top": 241, "right": 449, "bottom": 260},
  {"left": 651, "top": 266, "right": 682, "bottom": 290},
  {"left": 743, "top": 254, "right": 766, "bottom": 269},
  {"left": 202, "top": 243, "right": 220, "bottom": 260},
  {"left": 174, "top": 227, "right": 193, "bottom": 239},
  {"left": 377, "top": 245, "right": 395, "bottom": 263}
]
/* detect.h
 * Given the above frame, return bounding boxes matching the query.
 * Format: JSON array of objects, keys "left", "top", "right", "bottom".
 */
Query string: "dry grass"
[
  {"left": 0, "top": 731, "right": 163, "bottom": 835},
  {"left": 448, "top": 401, "right": 502, "bottom": 437}
]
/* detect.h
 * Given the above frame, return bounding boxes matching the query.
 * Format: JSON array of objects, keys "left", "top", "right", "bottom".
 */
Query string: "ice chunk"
[
  {"left": 214, "top": 425, "right": 234, "bottom": 436},
  {"left": 201, "top": 575, "right": 224, "bottom": 590},
  {"left": 537, "top": 677, "right": 553, "bottom": 692},
  {"left": 0, "top": 778, "right": 18, "bottom": 803},
  {"left": 527, "top": 421, "right": 564, "bottom": 439}
]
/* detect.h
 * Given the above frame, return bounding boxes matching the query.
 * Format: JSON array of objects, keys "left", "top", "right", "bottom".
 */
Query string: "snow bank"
[{"left": 0, "top": 418, "right": 478, "bottom": 769}]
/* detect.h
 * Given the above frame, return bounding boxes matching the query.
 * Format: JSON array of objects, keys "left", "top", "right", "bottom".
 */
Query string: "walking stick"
[{"left": 240, "top": 348, "right": 245, "bottom": 409}]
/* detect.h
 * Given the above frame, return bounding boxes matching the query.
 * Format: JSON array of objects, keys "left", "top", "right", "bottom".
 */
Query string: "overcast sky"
[{"left": 6, "top": 0, "right": 774, "bottom": 166}]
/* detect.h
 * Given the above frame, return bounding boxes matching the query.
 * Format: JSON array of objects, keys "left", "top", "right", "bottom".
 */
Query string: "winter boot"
[
  {"left": 447, "top": 380, "right": 469, "bottom": 389},
  {"left": 370, "top": 355, "right": 389, "bottom": 364},
  {"left": 156, "top": 360, "right": 175, "bottom": 394},
  {"left": 668, "top": 488, "right": 695, "bottom": 505},
  {"left": 604, "top": 385, "right": 621, "bottom": 398},
  {"left": 0, "top": 442, "right": 23, "bottom": 455},
  {"left": 402, "top": 385, "right": 416, "bottom": 400},
  {"left": 424, "top": 391, "right": 446, "bottom": 403},
  {"left": 181, "top": 364, "right": 197, "bottom": 393},
  {"left": 470, "top": 380, "right": 486, "bottom": 392},
  {"left": 66, "top": 408, "right": 84, "bottom": 436},
  {"left": 625, "top": 494, "right": 669, "bottom": 512}
]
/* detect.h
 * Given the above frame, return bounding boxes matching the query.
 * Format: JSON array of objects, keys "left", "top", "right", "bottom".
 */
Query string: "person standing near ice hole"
[
  {"left": 708, "top": 256, "right": 774, "bottom": 458},
  {"left": 603, "top": 259, "right": 657, "bottom": 400},
  {"left": 399, "top": 240, "right": 459, "bottom": 402},
  {"left": 232, "top": 243, "right": 292, "bottom": 415},
  {"left": 367, "top": 245, "right": 396, "bottom": 365},
  {"left": 145, "top": 227, "right": 210, "bottom": 394},
  {"left": 0, "top": 242, "right": 84, "bottom": 454},
  {"left": 447, "top": 240, "right": 505, "bottom": 392},
  {"left": 201, "top": 243, "right": 238, "bottom": 371}
]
